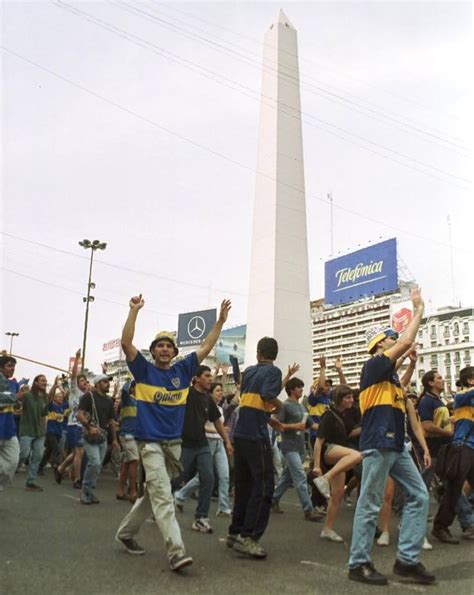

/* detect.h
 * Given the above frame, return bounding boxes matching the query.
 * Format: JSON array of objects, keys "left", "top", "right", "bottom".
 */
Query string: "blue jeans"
[
  {"left": 19, "top": 435, "right": 45, "bottom": 485},
  {"left": 349, "top": 447, "right": 429, "bottom": 568},
  {"left": 176, "top": 445, "right": 214, "bottom": 519},
  {"left": 273, "top": 450, "right": 313, "bottom": 513},
  {"left": 176, "top": 440, "right": 231, "bottom": 514},
  {"left": 82, "top": 440, "right": 107, "bottom": 500},
  {"left": 209, "top": 439, "right": 231, "bottom": 513},
  {"left": 0, "top": 437, "right": 19, "bottom": 486}
]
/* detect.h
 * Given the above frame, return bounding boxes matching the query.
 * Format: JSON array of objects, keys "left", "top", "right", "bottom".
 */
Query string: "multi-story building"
[
  {"left": 415, "top": 306, "right": 474, "bottom": 394},
  {"left": 310, "top": 282, "right": 414, "bottom": 387}
]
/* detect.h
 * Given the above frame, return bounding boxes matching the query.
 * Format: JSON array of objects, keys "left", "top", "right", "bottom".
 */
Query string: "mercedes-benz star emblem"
[{"left": 187, "top": 316, "right": 206, "bottom": 340}]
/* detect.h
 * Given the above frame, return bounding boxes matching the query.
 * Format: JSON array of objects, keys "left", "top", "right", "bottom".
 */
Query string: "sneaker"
[
  {"left": 80, "top": 497, "right": 92, "bottom": 505},
  {"left": 393, "top": 560, "right": 436, "bottom": 584},
  {"left": 90, "top": 495, "right": 100, "bottom": 504},
  {"left": 314, "top": 505, "right": 327, "bottom": 516},
  {"left": 313, "top": 476, "right": 331, "bottom": 500},
  {"left": 169, "top": 553, "right": 193, "bottom": 571},
  {"left": 115, "top": 535, "right": 145, "bottom": 555},
  {"left": 431, "top": 527, "right": 459, "bottom": 544},
  {"left": 304, "top": 509, "right": 323, "bottom": 522},
  {"left": 271, "top": 501, "right": 284, "bottom": 514},
  {"left": 53, "top": 467, "right": 62, "bottom": 485},
  {"left": 216, "top": 510, "right": 232, "bottom": 518},
  {"left": 422, "top": 537, "right": 433, "bottom": 550},
  {"left": 348, "top": 562, "right": 388, "bottom": 585},
  {"left": 462, "top": 525, "right": 474, "bottom": 540},
  {"left": 73, "top": 479, "right": 82, "bottom": 489},
  {"left": 226, "top": 534, "right": 239, "bottom": 548},
  {"left": 25, "top": 483, "right": 43, "bottom": 492},
  {"left": 192, "top": 518, "right": 213, "bottom": 534},
  {"left": 344, "top": 493, "right": 353, "bottom": 507},
  {"left": 376, "top": 531, "right": 390, "bottom": 546},
  {"left": 232, "top": 536, "right": 267, "bottom": 559},
  {"left": 321, "top": 528, "right": 343, "bottom": 543}
]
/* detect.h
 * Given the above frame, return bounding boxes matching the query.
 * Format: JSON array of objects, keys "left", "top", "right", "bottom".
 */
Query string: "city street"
[{"left": 1, "top": 468, "right": 472, "bottom": 595}]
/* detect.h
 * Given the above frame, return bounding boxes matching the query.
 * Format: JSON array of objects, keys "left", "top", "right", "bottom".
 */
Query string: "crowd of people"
[{"left": 0, "top": 287, "right": 473, "bottom": 585}]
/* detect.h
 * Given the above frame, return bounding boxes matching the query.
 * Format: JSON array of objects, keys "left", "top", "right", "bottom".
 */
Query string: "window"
[
  {"left": 455, "top": 352, "right": 461, "bottom": 363},
  {"left": 465, "top": 350, "right": 471, "bottom": 363},
  {"left": 444, "top": 326, "right": 450, "bottom": 338},
  {"left": 418, "top": 369, "right": 425, "bottom": 379},
  {"left": 463, "top": 321, "right": 469, "bottom": 334},
  {"left": 430, "top": 326, "right": 437, "bottom": 339},
  {"left": 430, "top": 355, "right": 438, "bottom": 367},
  {"left": 445, "top": 353, "right": 451, "bottom": 364},
  {"left": 453, "top": 323, "right": 459, "bottom": 336}
]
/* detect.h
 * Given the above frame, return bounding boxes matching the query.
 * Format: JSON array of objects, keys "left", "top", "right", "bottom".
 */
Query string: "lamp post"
[
  {"left": 79, "top": 239, "right": 107, "bottom": 372},
  {"left": 5, "top": 332, "right": 19, "bottom": 355}
]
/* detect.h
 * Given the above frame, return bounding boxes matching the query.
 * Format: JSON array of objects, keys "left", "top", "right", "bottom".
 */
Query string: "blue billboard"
[
  {"left": 177, "top": 309, "right": 217, "bottom": 347},
  {"left": 325, "top": 238, "right": 398, "bottom": 305}
]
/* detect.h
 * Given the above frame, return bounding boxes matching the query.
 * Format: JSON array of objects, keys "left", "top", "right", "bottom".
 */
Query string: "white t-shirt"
[{"left": 67, "top": 378, "right": 84, "bottom": 426}]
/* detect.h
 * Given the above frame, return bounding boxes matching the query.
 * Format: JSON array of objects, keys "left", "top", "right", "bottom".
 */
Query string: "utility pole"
[
  {"left": 79, "top": 239, "right": 107, "bottom": 372},
  {"left": 5, "top": 331, "right": 19, "bottom": 355}
]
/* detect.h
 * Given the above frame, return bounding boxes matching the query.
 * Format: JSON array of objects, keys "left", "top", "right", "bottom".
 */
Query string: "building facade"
[
  {"left": 416, "top": 307, "right": 474, "bottom": 394},
  {"left": 310, "top": 283, "right": 414, "bottom": 387}
]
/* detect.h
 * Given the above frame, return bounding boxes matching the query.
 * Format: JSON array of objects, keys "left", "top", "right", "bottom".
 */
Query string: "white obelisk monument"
[{"left": 245, "top": 10, "right": 313, "bottom": 384}]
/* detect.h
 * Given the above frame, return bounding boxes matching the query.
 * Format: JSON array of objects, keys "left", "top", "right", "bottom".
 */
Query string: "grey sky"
[{"left": 1, "top": 1, "right": 472, "bottom": 381}]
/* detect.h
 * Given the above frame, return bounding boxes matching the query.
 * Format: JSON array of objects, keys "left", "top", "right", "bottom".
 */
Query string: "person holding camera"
[{"left": 77, "top": 374, "right": 119, "bottom": 505}]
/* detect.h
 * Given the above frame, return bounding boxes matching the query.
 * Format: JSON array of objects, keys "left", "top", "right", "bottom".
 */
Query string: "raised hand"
[
  {"left": 319, "top": 355, "right": 326, "bottom": 368},
  {"left": 129, "top": 294, "right": 145, "bottom": 310},
  {"left": 287, "top": 363, "right": 300, "bottom": 377},
  {"left": 75, "top": 348, "right": 81, "bottom": 358},
  {"left": 410, "top": 286, "right": 424, "bottom": 310},
  {"left": 218, "top": 299, "right": 232, "bottom": 323},
  {"left": 334, "top": 356, "right": 343, "bottom": 370}
]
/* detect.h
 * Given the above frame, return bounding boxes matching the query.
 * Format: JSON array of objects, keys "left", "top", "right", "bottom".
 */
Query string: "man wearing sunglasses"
[{"left": 348, "top": 287, "right": 435, "bottom": 587}]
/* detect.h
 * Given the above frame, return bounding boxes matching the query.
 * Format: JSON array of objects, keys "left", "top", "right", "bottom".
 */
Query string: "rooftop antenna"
[
  {"left": 447, "top": 214, "right": 456, "bottom": 305},
  {"left": 328, "top": 191, "right": 334, "bottom": 258}
]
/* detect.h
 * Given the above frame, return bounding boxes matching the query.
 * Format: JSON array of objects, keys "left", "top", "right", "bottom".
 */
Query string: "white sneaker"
[
  {"left": 192, "top": 517, "right": 213, "bottom": 534},
  {"left": 422, "top": 537, "right": 433, "bottom": 550},
  {"left": 314, "top": 476, "right": 331, "bottom": 500},
  {"left": 320, "top": 528, "right": 343, "bottom": 543},
  {"left": 376, "top": 531, "right": 390, "bottom": 546}
]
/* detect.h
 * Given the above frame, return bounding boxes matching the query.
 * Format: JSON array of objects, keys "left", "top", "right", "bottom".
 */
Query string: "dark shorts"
[{"left": 66, "top": 425, "right": 83, "bottom": 449}]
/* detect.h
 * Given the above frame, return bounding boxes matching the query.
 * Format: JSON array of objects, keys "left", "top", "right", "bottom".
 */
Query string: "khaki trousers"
[{"left": 116, "top": 441, "right": 185, "bottom": 559}]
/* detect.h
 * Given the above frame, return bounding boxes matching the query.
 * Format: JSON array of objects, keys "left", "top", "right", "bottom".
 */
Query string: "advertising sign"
[
  {"left": 177, "top": 309, "right": 217, "bottom": 347},
  {"left": 215, "top": 324, "right": 246, "bottom": 365},
  {"left": 325, "top": 238, "right": 398, "bottom": 305},
  {"left": 102, "top": 338, "right": 123, "bottom": 363},
  {"left": 390, "top": 300, "right": 413, "bottom": 334}
]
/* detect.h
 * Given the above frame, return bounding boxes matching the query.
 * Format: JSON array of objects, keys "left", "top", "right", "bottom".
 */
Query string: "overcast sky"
[{"left": 1, "top": 1, "right": 472, "bottom": 381}]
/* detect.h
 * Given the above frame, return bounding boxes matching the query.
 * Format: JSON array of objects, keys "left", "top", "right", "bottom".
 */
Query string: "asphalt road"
[{"left": 1, "top": 467, "right": 473, "bottom": 595}]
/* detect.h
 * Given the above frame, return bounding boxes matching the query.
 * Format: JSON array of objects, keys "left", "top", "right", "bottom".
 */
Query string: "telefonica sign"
[{"left": 325, "top": 238, "right": 398, "bottom": 305}]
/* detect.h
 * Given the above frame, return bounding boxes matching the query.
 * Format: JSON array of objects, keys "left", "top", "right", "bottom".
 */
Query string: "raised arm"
[
  {"left": 334, "top": 357, "right": 347, "bottom": 385},
  {"left": 317, "top": 356, "right": 327, "bottom": 393},
  {"left": 282, "top": 363, "right": 300, "bottom": 389},
  {"left": 195, "top": 300, "right": 231, "bottom": 364},
  {"left": 121, "top": 295, "right": 145, "bottom": 362},
  {"left": 70, "top": 348, "right": 81, "bottom": 380},
  {"left": 385, "top": 287, "right": 424, "bottom": 362},
  {"left": 400, "top": 347, "right": 417, "bottom": 389}
]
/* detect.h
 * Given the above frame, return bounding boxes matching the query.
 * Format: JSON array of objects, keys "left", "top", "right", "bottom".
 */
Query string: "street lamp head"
[
  {"left": 5, "top": 332, "right": 19, "bottom": 337},
  {"left": 92, "top": 240, "right": 100, "bottom": 247},
  {"left": 79, "top": 239, "right": 92, "bottom": 249},
  {"left": 98, "top": 242, "right": 107, "bottom": 251},
  {"left": 89, "top": 282, "right": 96, "bottom": 289}
]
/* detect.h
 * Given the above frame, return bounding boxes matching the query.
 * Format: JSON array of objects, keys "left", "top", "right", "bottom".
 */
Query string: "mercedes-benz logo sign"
[{"left": 187, "top": 315, "right": 206, "bottom": 340}]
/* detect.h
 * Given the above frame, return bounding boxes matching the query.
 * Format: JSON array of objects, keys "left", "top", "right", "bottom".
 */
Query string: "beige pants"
[{"left": 116, "top": 441, "right": 185, "bottom": 559}]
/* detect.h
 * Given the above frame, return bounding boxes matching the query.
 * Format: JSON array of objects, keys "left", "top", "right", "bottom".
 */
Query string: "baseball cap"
[
  {"left": 93, "top": 374, "right": 113, "bottom": 385},
  {"left": 366, "top": 326, "right": 399, "bottom": 353},
  {"left": 149, "top": 331, "right": 178, "bottom": 356}
]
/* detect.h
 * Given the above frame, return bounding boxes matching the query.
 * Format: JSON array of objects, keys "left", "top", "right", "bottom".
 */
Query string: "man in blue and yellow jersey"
[
  {"left": 348, "top": 287, "right": 435, "bottom": 587},
  {"left": 115, "top": 294, "right": 231, "bottom": 572},
  {"left": 116, "top": 380, "right": 139, "bottom": 503},
  {"left": 227, "top": 336, "right": 284, "bottom": 560},
  {"left": 433, "top": 366, "right": 474, "bottom": 543},
  {"left": 0, "top": 355, "right": 19, "bottom": 489}
]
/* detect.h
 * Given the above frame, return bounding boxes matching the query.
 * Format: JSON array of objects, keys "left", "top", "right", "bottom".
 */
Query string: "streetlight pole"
[
  {"left": 79, "top": 239, "right": 107, "bottom": 372},
  {"left": 5, "top": 332, "right": 19, "bottom": 355}
]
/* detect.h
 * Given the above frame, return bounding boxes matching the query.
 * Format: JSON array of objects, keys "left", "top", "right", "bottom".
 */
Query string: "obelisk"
[{"left": 245, "top": 10, "right": 313, "bottom": 385}]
